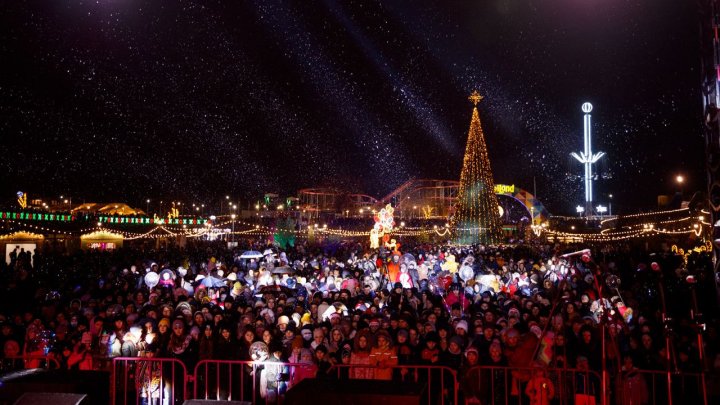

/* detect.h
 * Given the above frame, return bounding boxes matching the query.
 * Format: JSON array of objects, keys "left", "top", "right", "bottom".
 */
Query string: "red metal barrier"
[
  {"left": 619, "top": 369, "right": 709, "bottom": 405},
  {"left": 326, "top": 364, "right": 459, "bottom": 405},
  {"left": 107, "top": 358, "right": 714, "bottom": 405},
  {"left": 111, "top": 357, "right": 188, "bottom": 405},
  {"left": 463, "top": 365, "right": 603, "bottom": 405},
  {"left": 193, "top": 360, "right": 313, "bottom": 404}
]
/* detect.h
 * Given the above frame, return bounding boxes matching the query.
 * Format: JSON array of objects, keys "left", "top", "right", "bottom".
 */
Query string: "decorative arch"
[{"left": 493, "top": 184, "right": 551, "bottom": 224}]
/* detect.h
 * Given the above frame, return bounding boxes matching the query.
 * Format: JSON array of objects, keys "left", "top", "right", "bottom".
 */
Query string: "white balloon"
[
  {"left": 459, "top": 265, "right": 474, "bottom": 281},
  {"left": 144, "top": 272, "right": 159, "bottom": 289}
]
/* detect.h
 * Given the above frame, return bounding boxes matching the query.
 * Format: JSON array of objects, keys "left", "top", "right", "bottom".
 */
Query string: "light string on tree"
[{"left": 451, "top": 90, "right": 502, "bottom": 245}]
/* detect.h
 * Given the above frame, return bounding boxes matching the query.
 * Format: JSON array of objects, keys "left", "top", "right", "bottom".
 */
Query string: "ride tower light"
[{"left": 571, "top": 102, "right": 605, "bottom": 216}]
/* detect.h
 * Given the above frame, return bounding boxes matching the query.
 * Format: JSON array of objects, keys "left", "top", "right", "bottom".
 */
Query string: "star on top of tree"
[{"left": 468, "top": 90, "right": 484, "bottom": 106}]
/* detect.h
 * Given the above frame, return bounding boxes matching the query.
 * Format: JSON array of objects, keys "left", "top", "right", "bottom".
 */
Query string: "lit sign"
[
  {"left": 2, "top": 212, "right": 73, "bottom": 222},
  {"left": 88, "top": 242, "right": 116, "bottom": 250},
  {"left": 17, "top": 192, "right": 27, "bottom": 209},
  {"left": 494, "top": 184, "right": 515, "bottom": 194}
]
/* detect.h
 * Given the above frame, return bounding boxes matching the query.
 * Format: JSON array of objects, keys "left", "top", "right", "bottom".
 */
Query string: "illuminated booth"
[
  {"left": 80, "top": 231, "right": 124, "bottom": 251},
  {"left": 1, "top": 231, "right": 44, "bottom": 265},
  {"left": 72, "top": 203, "right": 145, "bottom": 216}
]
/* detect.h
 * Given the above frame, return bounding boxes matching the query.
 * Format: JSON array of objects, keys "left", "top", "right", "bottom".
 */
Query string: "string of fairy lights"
[
  {"left": 0, "top": 205, "right": 709, "bottom": 243},
  {"left": 0, "top": 218, "right": 460, "bottom": 240},
  {"left": 546, "top": 219, "right": 705, "bottom": 242},
  {"left": 0, "top": 219, "right": 74, "bottom": 236}
]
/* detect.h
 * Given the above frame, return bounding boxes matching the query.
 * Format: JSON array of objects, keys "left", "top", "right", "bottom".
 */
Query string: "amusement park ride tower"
[{"left": 571, "top": 102, "right": 605, "bottom": 217}]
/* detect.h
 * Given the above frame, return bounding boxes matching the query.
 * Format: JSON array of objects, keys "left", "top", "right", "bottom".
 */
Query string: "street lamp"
[
  {"left": 60, "top": 195, "right": 72, "bottom": 211},
  {"left": 231, "top": 214, "right": 236, "bottom": 242},
  {"left": 146, "top": 199, "right": 150, "bottom": 214},
  {"left": 608, "top": 194, "right": 613, "bottom": 216},
  {"left": 596, "top": 205, "right": 607, "bottom": 216},
  {"left": 676, "top": 175, "right": 685, "bottom": 197},
  {"left": 576, "top": 205, "right": 585, "bottom": 217}
]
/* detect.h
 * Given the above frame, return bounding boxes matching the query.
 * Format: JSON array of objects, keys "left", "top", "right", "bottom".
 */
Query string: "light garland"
[
  {"left": 0, "top": 219, "right": 74, "bottom": 235},
  {"left": 545, "top": 223, "right": 705, "bottom": 242},
  {"left": 1, "top": 208, "right": 708, "bottom": 243},
  {"left": 99, "top": 215, "right": 207, "bottom": 226},
  {"left": 1, "top": 211, "right": 74, "bottom": 222}
]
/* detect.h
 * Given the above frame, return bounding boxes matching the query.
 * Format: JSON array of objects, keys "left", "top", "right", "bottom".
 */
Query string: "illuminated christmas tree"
[{"left": 452, "top": 91, "right": 503, "bottom": 245}]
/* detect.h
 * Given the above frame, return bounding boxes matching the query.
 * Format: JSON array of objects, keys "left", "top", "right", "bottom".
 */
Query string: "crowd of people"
[{"left": 1, "top": 236, "right": 719, "bottom": 404}]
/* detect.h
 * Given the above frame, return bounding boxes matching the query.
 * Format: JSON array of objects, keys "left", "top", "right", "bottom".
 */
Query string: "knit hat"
[
  {"left": 455, "top": 320, "right": 468, "bottom": 332},
  {"left": 465, "top": 346, "right": 479, "bottom": 357},
  {"left": 232, "top": 281, "right": 242, "bottom": 296},
  {"left": 375, "top": 329, "right": 392, "bottom": 346},
  {"left": 301, "top": 325, "right": 314, "bottom": 340},
  {"left": 300, "top": 313, "right": 312, "bottom": 326},
  {"left": 449, "top": 335, "right": 464, "bottom": 347},
  {"left": 397, "top": 329, "right": 409, "bottom": 339}
]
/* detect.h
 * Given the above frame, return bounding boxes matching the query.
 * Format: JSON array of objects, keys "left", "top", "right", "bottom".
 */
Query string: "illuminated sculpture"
[
  {"left": 17, "top": 191, "right": 27, "bottom": 209},
  {"left": 451, "top": 91, "right": 502, "bottom": 245},
  {"left": 370, "top": 204, "right": 395, "bottom": 249},
  {"left": 168, "top": 203, "right": 179, "bottom": 220}
]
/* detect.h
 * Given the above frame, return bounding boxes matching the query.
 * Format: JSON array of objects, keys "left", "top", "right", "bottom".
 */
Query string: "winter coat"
[
  {"left": 369, "top": 346, "right": 398, "bottom": 380},
  {"left": 349, "top": 351, "right": 373, "bottom": 379},
  {"left": 525, "top": 374, "right": 555, "bottom": 405}
]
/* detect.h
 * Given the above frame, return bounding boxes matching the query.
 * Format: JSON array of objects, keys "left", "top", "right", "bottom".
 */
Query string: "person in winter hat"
[
  {"left": 460, "top": 346, "right": 483, "bottom": 404},
  {"left": 349, "top": 330, "right": 373, "bottom": 380},
  {"left": 369, "top": 330, "right": 397, "bottom": 380}
]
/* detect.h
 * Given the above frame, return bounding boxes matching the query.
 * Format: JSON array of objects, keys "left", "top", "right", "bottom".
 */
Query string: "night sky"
[{"left": 0, "top": 0, "right": 705, "bottom": 215}]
